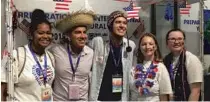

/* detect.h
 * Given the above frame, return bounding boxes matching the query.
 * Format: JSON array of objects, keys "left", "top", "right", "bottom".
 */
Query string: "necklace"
[{"left": 134, "top": 61, "right": 158, "bottom": 95}]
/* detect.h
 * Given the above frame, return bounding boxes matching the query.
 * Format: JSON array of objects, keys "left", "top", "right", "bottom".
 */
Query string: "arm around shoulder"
[{"left": 88, "top": 37, "right": 104, "bottom": 50}]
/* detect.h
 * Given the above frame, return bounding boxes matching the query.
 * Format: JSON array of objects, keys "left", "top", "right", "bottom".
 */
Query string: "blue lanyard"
[
  {"left": 169, "top": 64, "right": 174, "bottom": 80},
  {"left": 29, "top": 45, "right": 47, "bottom": 85},
  {"left": 110, "top": 43, "right": 122, "bottom": 68},
  {"left": 67, "top": 45, "right": 81, "bottom": 80}
]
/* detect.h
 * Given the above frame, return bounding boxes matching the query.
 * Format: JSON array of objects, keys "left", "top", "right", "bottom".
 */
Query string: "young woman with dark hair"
[{"left": 1, "top": 9, "right": 55, "bottom": 101}]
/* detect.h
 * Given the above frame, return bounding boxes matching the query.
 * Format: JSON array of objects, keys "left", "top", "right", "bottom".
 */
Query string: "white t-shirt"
[
  {"left": 172, "top": 51, "right": 203, "bottom": 84},
  {"left": 1, "top": 44, "right": 55, "bottom": 101},
  {"left": 129, "top": 61, "right": 173, "bottom": 101}
]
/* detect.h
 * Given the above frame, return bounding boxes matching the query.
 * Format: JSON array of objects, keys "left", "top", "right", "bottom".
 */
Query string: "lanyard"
[
  {"left": 170, "top": 60, "right": 180, "bottom": 93},
  {"left": 67, "top": 45, "right": 81, "bottom": 81},
  {"left": 169, "top": 64, "right": 174, "bottom": 80},
  {"left": 29, "top": 45, "right": 47, "bottom": 85},
  {"left": 169, "top": 60, "right": 180, "bottom": 81},
  {"left": 110, "top": 43, "right": 122, "bottom": 68}
]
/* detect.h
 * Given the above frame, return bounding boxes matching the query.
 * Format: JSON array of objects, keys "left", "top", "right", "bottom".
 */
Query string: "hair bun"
[{"left": 31, "top": 9, "right": 46, "bottom": 22}]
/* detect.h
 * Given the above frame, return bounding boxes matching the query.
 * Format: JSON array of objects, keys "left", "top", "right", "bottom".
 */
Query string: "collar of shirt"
[
  {"left": 110, "top": 40, "right": 123, "bottom": 47},
  {"left": 172, "top": 55, "right": 180, "bottom": 66},
  {"left": 67, "top": 44, "right": 90, "bottom": 57},
  {"left": 107, "top": 39, "right": 126, "bottom": 47}
]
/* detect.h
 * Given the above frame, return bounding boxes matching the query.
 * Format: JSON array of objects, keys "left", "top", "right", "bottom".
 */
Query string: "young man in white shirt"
[{"left": 89, "top": 11, "right": 136, "bottom": 101}]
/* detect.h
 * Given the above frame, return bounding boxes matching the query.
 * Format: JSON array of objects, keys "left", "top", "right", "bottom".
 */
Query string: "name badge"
[
  {"left": 68, "top": 84, "right": 80, "bottom": 100},
  {"left": 41, "top": 84, "right": 52, "bottom": 102},
  {"left": 112, "top": 75, "right": 123, "bottom": 93}
]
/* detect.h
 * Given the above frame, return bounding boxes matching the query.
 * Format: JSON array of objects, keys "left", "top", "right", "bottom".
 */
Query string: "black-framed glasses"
[{"left": 167, "top": 37, "right": 184, "bottom": 42}]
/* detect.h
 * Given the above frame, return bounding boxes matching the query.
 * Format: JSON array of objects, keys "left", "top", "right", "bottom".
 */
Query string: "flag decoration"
[
  {"left": 39, "top": 70, "right": 53, "bottom": 81},
  {"left": 32, "top": 64, "right": 54, "bottom": 85},
  {"left": 115, "top": 0, "right": 161, "bottom": 5},
  {"left": 18, "top": 19, "right": 30, "bottom": 35},
  {"left": 123, "top": 1, "right": 141, "bottom": 20},
  {"left": 179, "top": 1, "right": 191, "bottom": 15},
  {"left": 164, "top": 3, "right": 173, "bottom": 21},
  {"left": 53, "top": 0, "right": 72, "bottom": 12},
  {"left": 1, "top": 45, "right": 8, "bottom": 59},
  {"left": 1, "top": 44, "right": 9, "bottom": 69},
  {"left": 132, "top": 17, "right": 145, "bottom": 39}
]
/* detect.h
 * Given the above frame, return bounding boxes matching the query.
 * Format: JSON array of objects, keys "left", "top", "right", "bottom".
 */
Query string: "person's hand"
[{"left": 169, "top": 94, "right": 174, "bottom": 101}]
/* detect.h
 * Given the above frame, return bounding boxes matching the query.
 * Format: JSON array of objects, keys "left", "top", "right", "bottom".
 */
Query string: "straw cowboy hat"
[{"left": 56, "top": 10, "right": 96, "bottom": 33}]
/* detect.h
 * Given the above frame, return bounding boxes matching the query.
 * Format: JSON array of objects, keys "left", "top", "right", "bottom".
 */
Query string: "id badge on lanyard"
[
  {"left": 112, "top": 74, "right": 123, "bottom": 93},
  {"left": 41, "top": 84, "right": 52, "bottom": 102},
  {"left": 68, "top": 84, "right": 80, "bottom": 100},
  {"left": 29, "top": 45, "right": 52, "bottom": 101},
  {"left": 110, "top": 42, "right": 123, "bottom": 93},
  {"left": 67, "top": 45, "right": 81, "bottom": 100}
]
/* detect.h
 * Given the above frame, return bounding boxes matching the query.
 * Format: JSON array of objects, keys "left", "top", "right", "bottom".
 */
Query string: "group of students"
[{"left": 1, "top": 9, "right": 203, "bottom": 101}]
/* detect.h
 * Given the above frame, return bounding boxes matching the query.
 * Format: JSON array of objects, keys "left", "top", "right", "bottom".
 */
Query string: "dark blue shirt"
[{"left": 98, "top": 45, "right": 123, "bottom": 101}]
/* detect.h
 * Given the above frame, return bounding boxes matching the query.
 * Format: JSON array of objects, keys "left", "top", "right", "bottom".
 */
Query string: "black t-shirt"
[{"left": 98, "top": 45, "right": 123, "bottom": 101}]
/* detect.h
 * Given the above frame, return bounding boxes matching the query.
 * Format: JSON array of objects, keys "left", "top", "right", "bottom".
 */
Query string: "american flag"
[
  {"left": 179, "top": 1, "right": 191, "bottom": 15},
  {"left": 53, "top": 0, "right": 72, "bottom": 12},
  {"left": 115, "top": 0, "right": 159, "bottom": 5},
  {"left": 39, "top": 70, "right": 52, "bottom": 81},
  {"left": 18, "top": 19, "right": 30, "bottom": 35},
  {"left": 123, "top": 1, "right": 141, "bottom": 20}
]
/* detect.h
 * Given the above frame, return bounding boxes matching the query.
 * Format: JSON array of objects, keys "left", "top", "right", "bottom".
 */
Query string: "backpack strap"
[
  {"left": 46, "top": 51, "right": 55, "bottom": 68},
  {"left": 16, "top": 47, "right": 55, "bottom": 78},
  {"left": 16, "top": 47, "right": 26, "bottom": 77}
]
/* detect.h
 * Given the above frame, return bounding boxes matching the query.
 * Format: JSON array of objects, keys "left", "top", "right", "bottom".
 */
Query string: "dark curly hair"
[{"left": 29, "top": 9, "right": 52, "bottom": 40}]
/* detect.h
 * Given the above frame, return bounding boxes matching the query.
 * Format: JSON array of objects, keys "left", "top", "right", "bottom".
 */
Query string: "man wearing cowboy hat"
[
  {"left": 89, "top": 10, "right": 136, "bottom": 101},
  {"left": 49, "top": 10, "right": 95, "bottom": 101}
]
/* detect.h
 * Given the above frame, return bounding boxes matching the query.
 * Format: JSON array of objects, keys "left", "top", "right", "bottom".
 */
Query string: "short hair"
[{"left": 166, "top": 28, "right": 186, "bottom": 44}]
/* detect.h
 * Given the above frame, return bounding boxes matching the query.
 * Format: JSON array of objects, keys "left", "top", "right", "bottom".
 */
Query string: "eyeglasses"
[{"left": 167, "top": 37, "right": 184, "bottom": 42}]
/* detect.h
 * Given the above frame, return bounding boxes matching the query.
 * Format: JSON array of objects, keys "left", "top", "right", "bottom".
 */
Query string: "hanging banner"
[
  {"left": 16, "top": 11, "right": 67, "bottom": 44},
  {"left": 2, "top": 0, "right": 150, "bottom": 49},
  {"left": 16, "top": 12, "right": 144, "bottom": 44}
]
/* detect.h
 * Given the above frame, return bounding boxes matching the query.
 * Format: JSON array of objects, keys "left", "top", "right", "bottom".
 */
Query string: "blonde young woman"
[{"left": 129, "top": 33, "right": 172, "bottom": 101}]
